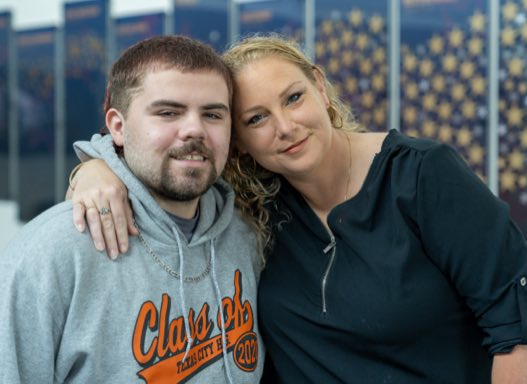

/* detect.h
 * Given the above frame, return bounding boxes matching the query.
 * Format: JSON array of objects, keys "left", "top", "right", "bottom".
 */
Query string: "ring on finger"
[{"left": 99, "top": 207, "right": 111, "bottom": 216}]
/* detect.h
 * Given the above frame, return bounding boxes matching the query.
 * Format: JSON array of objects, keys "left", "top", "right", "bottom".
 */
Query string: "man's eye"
[
  {"left": 158, "top": 111, "right": 177, "bottom": 117},
  {"left": 205, "top": 112, "right": 222, "bottom": 120}
]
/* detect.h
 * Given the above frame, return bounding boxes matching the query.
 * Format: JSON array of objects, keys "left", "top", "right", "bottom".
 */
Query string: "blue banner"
[
  {"left": 401, "top": 0, "right": 486, "bottom": 46},
  {"left": 399, "top": 0, "right": 488, "bottom": 180},
  {"left": 498, "top": 0, "right": 527, "bottom": 236},
  {"left": 239, "top": 0, "right": 304, "bottom": 43},
  {"left": 315, "top": 1, "right": 388, "bottom": 132},
  {"left": 115, "top": 13, "right": 165, "bottom": 58},
  {"left": 17, "top": 28, "right": 56, "bottom": 155},
  {"left": 16, "top": 27, "right": 57, "bottom": 220},
  {"left": 173, "top": 0, "right": 228, "bottom": 52},
  {"left": 0, "top": 11, "right": 10, "bottom": 199},
  {"left": 64, "top": 0, "right": 108, "bottom": 174}
]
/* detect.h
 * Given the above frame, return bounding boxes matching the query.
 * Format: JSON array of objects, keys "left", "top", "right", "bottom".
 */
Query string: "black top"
[{"left": 259, "top": 130, "right": 527, "bottom": 384}]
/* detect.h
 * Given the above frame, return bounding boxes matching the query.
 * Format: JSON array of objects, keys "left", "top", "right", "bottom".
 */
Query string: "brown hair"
[{"left": 103, "top": 35, "right": 233, "bottom": 117}]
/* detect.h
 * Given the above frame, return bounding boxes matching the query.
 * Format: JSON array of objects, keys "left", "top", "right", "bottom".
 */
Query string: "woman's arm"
[
  {"left": 414, "top": 144, "right": 527, "bottom": 373},
  {"left": 68, "top": 159, "right": 137, "bottom": 259},
  {"left": 492, "top": 344, "right": 527, "bottom": 383}
]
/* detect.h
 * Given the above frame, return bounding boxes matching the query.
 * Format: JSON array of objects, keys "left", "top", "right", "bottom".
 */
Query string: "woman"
[{"left": 70, "top": 35, "right": 527, "bottom": 382}]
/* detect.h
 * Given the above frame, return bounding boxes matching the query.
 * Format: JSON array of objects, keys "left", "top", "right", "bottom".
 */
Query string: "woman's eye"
[
  {"left": 286, "top": 92, "right": 302, "bottom": 105},
  {"left": 247, "top": 114, "right": 264, "bottom": 125}
]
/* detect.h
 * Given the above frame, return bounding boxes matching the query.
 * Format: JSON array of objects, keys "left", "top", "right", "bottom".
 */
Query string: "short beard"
[
  {"left": 154, "top": 162, "right": 217, "bottom": 202},
  {"left": 134, "top": 140, "right": 218, "bottom": 202}
]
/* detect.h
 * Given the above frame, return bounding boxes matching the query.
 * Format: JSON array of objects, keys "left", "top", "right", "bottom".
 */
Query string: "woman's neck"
[
  {"left": 288, "top": 130, "right": 387, "bottom": 227},
  {"left": 289, "top": 130, "right": 353, "bottom": 218}
]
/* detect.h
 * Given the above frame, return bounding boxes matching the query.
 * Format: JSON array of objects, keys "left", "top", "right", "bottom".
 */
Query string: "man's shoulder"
[
  {"left": 1, "top": 201, "right": 92, "bottom": 261},
  {"left": 17, "top": 201, "right": 77, "bottom": 238}
]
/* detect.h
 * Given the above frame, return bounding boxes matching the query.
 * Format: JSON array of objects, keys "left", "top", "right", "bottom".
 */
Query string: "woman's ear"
[
  {"left": 312, "top": 66, "right": 330, "bottom": 107},
  {"left": 106, "top": 108, "right": 125, "bottom": 146}
]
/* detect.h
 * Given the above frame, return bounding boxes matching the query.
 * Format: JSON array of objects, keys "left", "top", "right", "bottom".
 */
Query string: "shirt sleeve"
[{"left": 415, "top": 144, "right": 527, "bottom": 354}]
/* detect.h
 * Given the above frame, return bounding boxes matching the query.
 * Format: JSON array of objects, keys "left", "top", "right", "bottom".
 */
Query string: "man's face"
[{"left": 117, "top": 68, "right": 231, "bottom": 208}]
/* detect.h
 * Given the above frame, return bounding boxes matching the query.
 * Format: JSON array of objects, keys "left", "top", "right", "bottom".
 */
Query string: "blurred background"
[{"left": 0, "top": 0, "right": 526, "bottom": 249}]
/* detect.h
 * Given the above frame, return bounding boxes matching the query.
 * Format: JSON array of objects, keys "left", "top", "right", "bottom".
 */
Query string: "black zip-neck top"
[{"left": 259, "top": 130, "right": 527, "bottom": 384}]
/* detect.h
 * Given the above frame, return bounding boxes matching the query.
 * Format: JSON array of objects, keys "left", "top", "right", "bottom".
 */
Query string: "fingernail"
[
  {"left": 96, "top": 242, "right": 104, "bottom": 251},
  {"left": 75, "top": 224, "right": 84, "bottom": 232},
  {"left": 110, "top": 249, "right": 119, "bottom": 260},
  {"left": 120, "top": 244, "right": 128, "bottom": 253}
]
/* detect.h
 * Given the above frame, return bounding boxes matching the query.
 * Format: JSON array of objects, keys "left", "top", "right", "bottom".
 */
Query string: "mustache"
[{"left": 167, "top": 140, "right": 213, "bottom": 160}]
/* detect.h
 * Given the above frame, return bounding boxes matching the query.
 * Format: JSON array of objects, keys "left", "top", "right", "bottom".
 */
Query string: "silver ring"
[{"left": 99, "top": 207, "right": 111, "bottom": 216}]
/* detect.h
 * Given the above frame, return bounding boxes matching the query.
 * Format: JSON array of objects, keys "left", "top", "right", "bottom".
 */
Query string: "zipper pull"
[{"left": 323, "top": 235, "right": 336, "bottom": 254}]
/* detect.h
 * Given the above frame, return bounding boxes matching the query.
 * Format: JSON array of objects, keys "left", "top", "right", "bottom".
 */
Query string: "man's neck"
[{"left": 152, "top": 194, "right": 200, "bottom": 219}]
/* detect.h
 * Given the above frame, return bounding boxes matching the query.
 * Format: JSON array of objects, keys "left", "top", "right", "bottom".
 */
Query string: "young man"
[{"left": 0, "top": 36, "right": 263, "bottom": 383}]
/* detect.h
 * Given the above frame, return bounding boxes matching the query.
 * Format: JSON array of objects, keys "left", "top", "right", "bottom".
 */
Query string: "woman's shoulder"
[
  {"left": 354, "top": 130, "right": 455, "bottom": 183},
  {"left": 378, "top": 129, "right": 443, "bottom": 154}
]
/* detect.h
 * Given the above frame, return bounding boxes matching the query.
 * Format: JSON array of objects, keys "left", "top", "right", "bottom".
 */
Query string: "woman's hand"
[
  {"left": 492, "top": 344, "right": 527, "bottom": 383},
  {"left": 68, "top": 159, "right": 138, "bottom": 259}
]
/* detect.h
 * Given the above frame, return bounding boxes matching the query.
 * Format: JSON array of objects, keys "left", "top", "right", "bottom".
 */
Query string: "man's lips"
[
  {"left": 168, "top": 141, "right": 212, "bottom": 162},
  {"left": 172, "top": 153, "right": 207, "bottom": 161}
]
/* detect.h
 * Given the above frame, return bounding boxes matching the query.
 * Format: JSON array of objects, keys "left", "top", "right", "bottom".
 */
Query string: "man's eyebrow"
[
  {"left": 147, "top": 100, "right": 186, "bottom": 109},
  {"left": 202, "top": 103, "right": 229, "bottom": 112},
  {"left": 147, "top": 100, "right": 229, "bottom": 112},
  {"left": 202, "top": 103, "right": 230, "bottom": 113}
]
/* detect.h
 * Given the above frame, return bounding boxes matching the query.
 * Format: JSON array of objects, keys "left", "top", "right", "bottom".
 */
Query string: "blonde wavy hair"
[{"left": 222, "top": 34, "right": 363, "bottom": 258}]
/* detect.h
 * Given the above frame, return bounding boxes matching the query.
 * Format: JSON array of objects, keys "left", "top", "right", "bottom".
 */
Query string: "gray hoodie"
[{"left": 0, "top": 134, "right": 264, "bottom": 383}]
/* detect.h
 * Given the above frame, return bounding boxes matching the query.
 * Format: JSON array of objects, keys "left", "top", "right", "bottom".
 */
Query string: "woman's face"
[{"left": 232, "top": 56, "right": 333, "bottom": 180}]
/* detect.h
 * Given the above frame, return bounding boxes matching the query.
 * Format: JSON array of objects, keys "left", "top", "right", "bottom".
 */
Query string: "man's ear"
[{"left": 106, "top": 108, "right": 125, "bottom": 146}]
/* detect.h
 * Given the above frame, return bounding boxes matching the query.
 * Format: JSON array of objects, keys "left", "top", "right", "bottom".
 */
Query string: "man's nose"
[{"left": 178, "top": 113, "right": 206, "bottom": 140}]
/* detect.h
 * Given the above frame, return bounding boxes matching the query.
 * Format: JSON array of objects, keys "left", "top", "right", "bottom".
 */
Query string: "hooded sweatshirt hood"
[{"left": 76, "top": 134, "right": 234, "bottom": 247}]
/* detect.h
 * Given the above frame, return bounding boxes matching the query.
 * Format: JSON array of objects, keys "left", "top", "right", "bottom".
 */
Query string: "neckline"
[
  {"left": 280, "top": 129, "right": 399, "bottom": 207},
  {"left": 341, "top": 129, "right": 397, "bottom": 203}
]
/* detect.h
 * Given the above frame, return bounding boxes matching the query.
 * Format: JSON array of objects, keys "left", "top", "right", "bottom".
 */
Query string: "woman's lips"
[{"left": 283, "top": 136, "right": 309, "bottom": 155}]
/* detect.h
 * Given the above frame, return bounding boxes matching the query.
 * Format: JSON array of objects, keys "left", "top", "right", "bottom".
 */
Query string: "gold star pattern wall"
[
  {"left": 399, "top": 9, "right": 489, "bottom": 180},
  {"left": 314, "top": 2, "right": 526, "bottom": 232},
  {"left": 499, "top": 0, "right": 527, "bottom": 202},
  {"left": 315, "top": 8, "right": 388, "bottom": 132}
]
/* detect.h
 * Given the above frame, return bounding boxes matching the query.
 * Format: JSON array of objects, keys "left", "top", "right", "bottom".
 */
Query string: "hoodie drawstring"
[
  {"left": 172, "top": 230, "right": 234, "bottom": 384},
  {"left": 211, "top": 239, "right": 234, "bottom": 384},
  {"left": 172, "top": 228, "right": 194, "bottom": 363}
]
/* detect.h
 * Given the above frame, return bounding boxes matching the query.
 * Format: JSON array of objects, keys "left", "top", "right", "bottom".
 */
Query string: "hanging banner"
[
  {"left": 16, "top": 27, "right": 57, "bottom": 220},
  {"left": 315, "top": 1, "right": 388, "bottom": 132},
  {"left": 0, "top": 11, "right": 11, "bottom": 199},
  {"left": 498, "top": 0, "right": 527, "bottom": 236},
  {"left": 173, "top": 0, "right": 228, "bottom": 52},
  {"left": 64, "top": 0, "right": 109, "bottom": 175},
  {"left": 239, "top": 0, "right": 305, "bottom": 43},
  {"left": 115, "top": 13, "right": 165, "bottom": 58}
]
